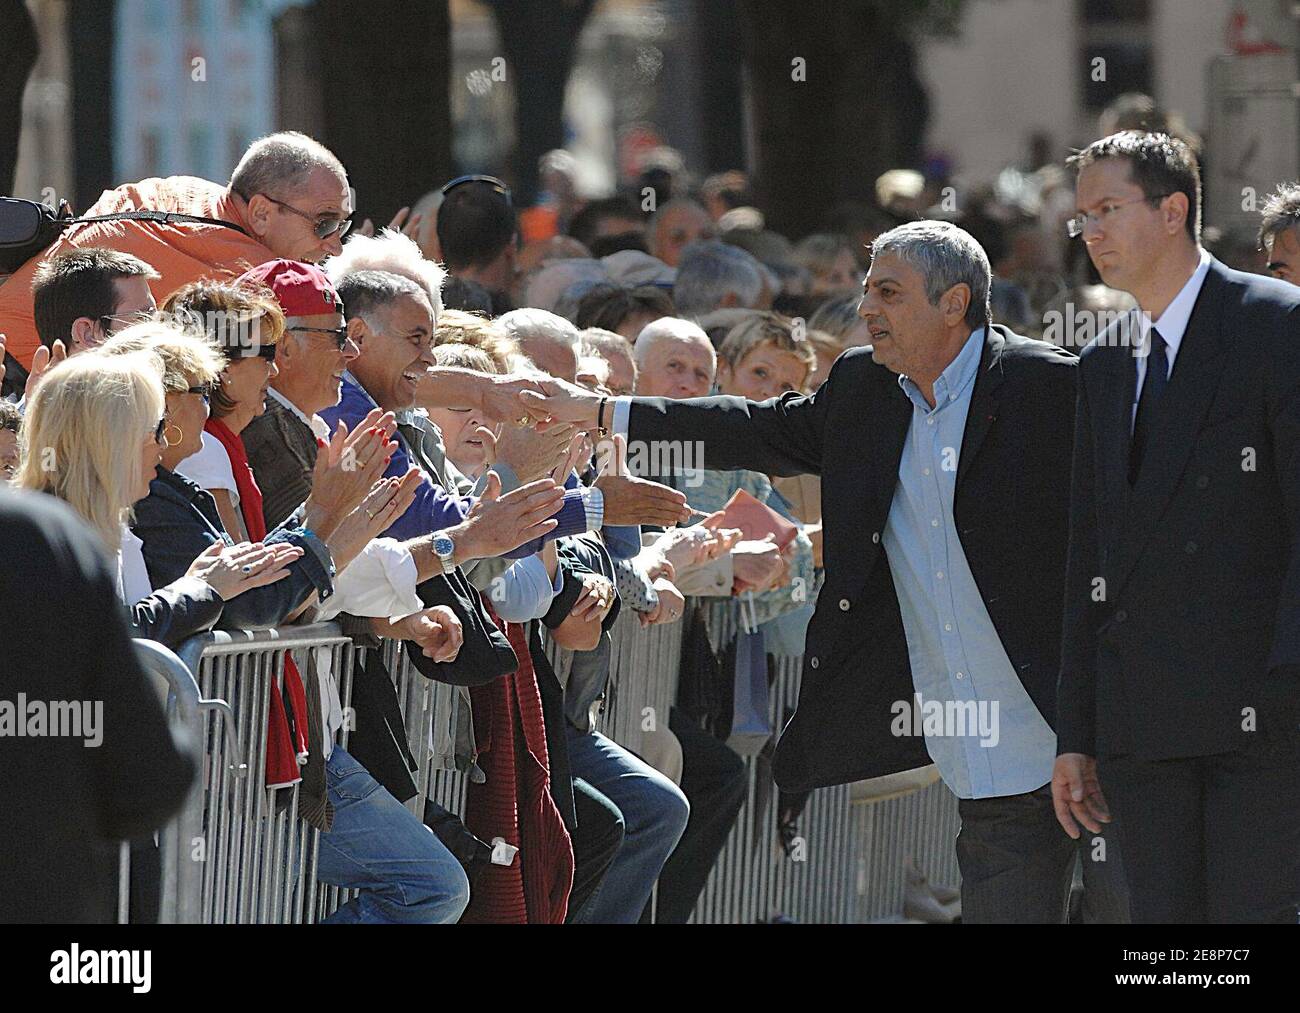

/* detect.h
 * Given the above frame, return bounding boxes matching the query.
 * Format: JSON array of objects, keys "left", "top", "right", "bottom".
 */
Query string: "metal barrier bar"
[{"left": 140, "top": 608, "right": 957, "bottom": 923}]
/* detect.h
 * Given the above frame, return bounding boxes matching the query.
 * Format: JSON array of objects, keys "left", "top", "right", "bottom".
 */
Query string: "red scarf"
[
  {"left": 206, "top": 417, "right": 310, "bottom": 789},
  {"left": 460, "top": 604, "right": 574, "bottom": 924}
]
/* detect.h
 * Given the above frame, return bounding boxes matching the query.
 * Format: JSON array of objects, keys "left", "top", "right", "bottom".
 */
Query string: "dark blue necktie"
[{"left": 1129, "top": 328, "right": 1168, "bottom": 484}]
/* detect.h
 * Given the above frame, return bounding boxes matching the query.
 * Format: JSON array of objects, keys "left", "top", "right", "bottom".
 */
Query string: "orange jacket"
[{"left": 0, "top": 175, "right": 276, "bottom": 369}]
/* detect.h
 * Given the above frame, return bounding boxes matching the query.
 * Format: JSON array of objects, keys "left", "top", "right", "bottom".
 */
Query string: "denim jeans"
[
  {"left": 316, "top": 746, "right": 470, "bottom": 924},
  {"left": 565, "top": 727, "right": 689, "bottom": 924}
]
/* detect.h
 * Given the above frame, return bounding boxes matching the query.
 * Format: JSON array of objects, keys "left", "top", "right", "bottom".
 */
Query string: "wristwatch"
[{"left": 432, "top": 533, "right": 456, "bottom": 575}]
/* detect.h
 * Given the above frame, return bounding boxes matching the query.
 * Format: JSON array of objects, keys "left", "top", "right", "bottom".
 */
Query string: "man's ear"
[
  {"left": 345, "top": 316, "right": 367, "bottom": 349},
  {"left": 1164, "top": 192, "right": 1190, "bottom": 237},
  {"left": 243, "top": 193, "right": 275, "bottom": 239},
  {"left": 943, "top": 283, "right": 972, "bottom": 327},
  {"left": 68, "top": 317, "right": 99, "bottom": 351}
]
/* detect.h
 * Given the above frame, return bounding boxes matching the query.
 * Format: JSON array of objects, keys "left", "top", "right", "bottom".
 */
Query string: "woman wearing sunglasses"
[{"left": 13, "top": 351, "right": 301, "bottom": 648}]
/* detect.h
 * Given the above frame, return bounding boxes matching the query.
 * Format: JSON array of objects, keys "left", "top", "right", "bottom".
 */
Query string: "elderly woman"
[{"left": 14, "top": 351, "right": 301, "bottom": 646}]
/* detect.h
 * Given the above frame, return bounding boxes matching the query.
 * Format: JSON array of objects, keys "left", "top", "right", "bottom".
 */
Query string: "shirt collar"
[
  {"left": 898, "top": 326, "right": 985, "bottom": 411},
  {"left": 267, "top": 385, "right": 332, "bottom": 442},
  {"left": 1141, "top": 248, "right": 1212, "bottom": 357}
]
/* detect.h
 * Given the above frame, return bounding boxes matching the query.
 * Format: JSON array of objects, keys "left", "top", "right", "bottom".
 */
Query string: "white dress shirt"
[{"left": 1132, "top": 248, "right": 1212, "bottom": 428}]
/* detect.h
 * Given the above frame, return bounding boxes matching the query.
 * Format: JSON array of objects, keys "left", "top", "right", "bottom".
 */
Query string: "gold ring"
[{"left": 516, "top": 414, "right": 531, "bottom": 426}]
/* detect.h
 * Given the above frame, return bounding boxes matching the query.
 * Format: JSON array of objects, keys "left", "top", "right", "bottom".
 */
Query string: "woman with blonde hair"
[{"left": 15, "top": 350, "right": 300, "bottom": 646}]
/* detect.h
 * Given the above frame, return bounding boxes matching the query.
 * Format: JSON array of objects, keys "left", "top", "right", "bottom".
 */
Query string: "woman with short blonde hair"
[{"left": 16, "top": 351, "right": 165, "bottom": 549}]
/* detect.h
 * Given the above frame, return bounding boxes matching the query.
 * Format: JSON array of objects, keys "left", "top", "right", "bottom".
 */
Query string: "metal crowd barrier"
[{"left": 146, "top": 605, "right": 960, "bottom": 923}]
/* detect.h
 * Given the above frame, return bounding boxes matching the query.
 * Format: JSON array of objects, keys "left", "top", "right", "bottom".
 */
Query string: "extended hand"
[
  {"left": 395, "top": 605, "right": 463, "bottom": 662},
  {"left": 454, "top": 472, "right": 563, "bottom": 561}
]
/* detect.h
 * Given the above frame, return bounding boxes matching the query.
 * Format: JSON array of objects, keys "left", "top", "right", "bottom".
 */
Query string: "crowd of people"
[{"left": 1, "top": 88, "right": 1298, "bottom": 925}]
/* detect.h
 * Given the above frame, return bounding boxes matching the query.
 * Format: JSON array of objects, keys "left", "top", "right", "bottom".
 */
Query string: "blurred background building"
[{"left": 5, "top": 0, "right": 1298, "bottom": 239}]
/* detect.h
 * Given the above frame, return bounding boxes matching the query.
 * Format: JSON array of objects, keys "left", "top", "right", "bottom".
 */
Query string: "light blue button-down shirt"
[{"left": 882, "top": 328, "right": 1056, "bottom": 800}]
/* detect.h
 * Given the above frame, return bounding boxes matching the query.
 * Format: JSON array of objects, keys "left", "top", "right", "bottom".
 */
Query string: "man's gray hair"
[
  {"left": 632, "top": 317, "right": 715, "bottom": 373},
  {"left": 497, "top": 307, "right": 580, "bottom": 349},
  {"left": 673, "top": 240, "right": 765, "bottom": 317},
  {"left": 1259, "top": 182, "right": 1300, "bottom": 249},
  {"left": 325, "top": 229, "right": 446, "bottom": 317},
  {"left": 871, "top": 220, "right": 992, "bottom": 331},
  {"left": 230, "top": 131, "right": 347, "bottom": 201},
  {"left": 334, "top": 270, "right": 431, "bottom": 331}
]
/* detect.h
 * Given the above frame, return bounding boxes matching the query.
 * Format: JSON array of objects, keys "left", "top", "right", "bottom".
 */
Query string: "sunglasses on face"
[
  {"left": 286, "top": 325, "right": 350, "bottom": 351},
  {"left": 260, "top": 193, "right": 353, "bottom": 240},
  {"left": 440, "top": 174, "right": 513, "bottom": 209}
]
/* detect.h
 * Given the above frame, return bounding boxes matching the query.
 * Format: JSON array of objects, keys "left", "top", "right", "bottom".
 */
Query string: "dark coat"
[
  {"left": 0, "top": 490, "right": 195, "bottom": 922},
  {"left": 1058, "top": 258, "right": 1300, "bottom": 759},
  {"left": 626, "top": 327, "right": 1079, "bottom": 792},
  {"left": 130, "top": 466, "right": 334, "bottom": 630}
]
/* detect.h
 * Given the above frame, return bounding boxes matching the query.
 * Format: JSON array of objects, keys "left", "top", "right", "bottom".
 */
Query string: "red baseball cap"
[{"left": 238, "top": 259, "right": 343, "bottom": 318}]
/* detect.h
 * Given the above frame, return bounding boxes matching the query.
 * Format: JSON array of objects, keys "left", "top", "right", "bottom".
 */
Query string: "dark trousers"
[
  {"left": 1099, "top": 745, "right": 1300, "bottom": 923},
  {"left": 565, "top": 779, "right": 624, "bottom": 922},
  {"left": 644, "top": 710, "right": 749, "bottom": 924},
  {"left": 957, "top": 784, "right": 1129, "bottom": 923}
]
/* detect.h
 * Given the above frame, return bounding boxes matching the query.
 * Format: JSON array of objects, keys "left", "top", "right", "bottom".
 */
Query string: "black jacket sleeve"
[
  {"left": 128, "top": 576, "right": 225, "bottom": 649},
  {"left": 624, "top": 352, "right": 841, "bottom": 478}
]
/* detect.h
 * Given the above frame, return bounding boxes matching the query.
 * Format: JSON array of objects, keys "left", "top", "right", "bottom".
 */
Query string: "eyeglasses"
[
  {"left": 260, "top": 194, "right": 353, "bottom": 240},
  {"left": 440, "top": 174, "right": 513, "bottom": 209},
  {"left": 286, "top": 324, "right": 350, "bottom": 351},
  {"left": 98, "top": 309, "right": 155, "bottom": 333},
  {"left": 1066, "top": 194, "right": 1171, "bottom": 238}
]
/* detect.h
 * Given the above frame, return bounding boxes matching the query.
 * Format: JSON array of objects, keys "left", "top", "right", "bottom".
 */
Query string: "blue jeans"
[
  {"left": 565, "top": 727, "right": 690, "bottom": 924},
  {"left": 316, "top": 746, "right": 470, "bottom": 924}
]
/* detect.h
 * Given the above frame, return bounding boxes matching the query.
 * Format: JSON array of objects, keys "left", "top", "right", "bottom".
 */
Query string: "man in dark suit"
[
  {"left": 527, "top": 220, "right": 1129, "bottom": 922},
  {"left": 1054, "top": 131, "right": 1300, "bottom": 923}
]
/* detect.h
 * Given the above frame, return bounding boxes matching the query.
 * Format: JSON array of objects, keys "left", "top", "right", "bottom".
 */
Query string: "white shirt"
[
  {"left": 177, "top": 431, "right": 241, "bottom": 510},
  {"left": 116, "top": 525, "right": 155, "bottom": 606},
  {"left": 1132, "top": 248, "right": 1212, "bottom": 428}
]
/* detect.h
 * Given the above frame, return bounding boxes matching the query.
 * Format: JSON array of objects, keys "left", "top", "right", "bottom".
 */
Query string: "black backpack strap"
[{"left": 66, "top": 209, "right": 249, "bottom": 237}]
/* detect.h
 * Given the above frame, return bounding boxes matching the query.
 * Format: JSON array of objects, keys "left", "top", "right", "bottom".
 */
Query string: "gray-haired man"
[
  {"left": 1259, "top": 182, "right": 1300, "bottom": 286},
  {"left": 530, "top": 220, "right": 1129, "bottom": 923}
]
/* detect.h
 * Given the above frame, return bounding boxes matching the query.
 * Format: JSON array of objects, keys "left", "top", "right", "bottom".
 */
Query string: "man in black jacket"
[
  {"left": 527, "top": 221, "right": 1128, "bottom": 922},
  {"left": 0, "top": 489, "right": 195, "bottom": 922},
  {"left": 1054, "top": 131, "right": 1300, "bottom": 923}
]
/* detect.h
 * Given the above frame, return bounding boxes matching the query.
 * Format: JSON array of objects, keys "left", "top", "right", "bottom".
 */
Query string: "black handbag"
[
  {"left": 0, "top": 196, "right": 248, "bottom": 273},
  {"left": 403, "top": 568, "right": 518, "bottom": 686}
]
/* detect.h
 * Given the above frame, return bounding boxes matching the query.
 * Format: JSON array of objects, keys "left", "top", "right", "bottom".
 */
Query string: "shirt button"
[
  {"left": 872, "top": 532, "right": 880, "bottom": 544},
  {"left": 936, "top": 571, "right": 945, "bottom": 580},
  {"left": 923, "top": 467, "right": 931, "bottom": 476},
  {"left": 837, "top": 599, "right": 850, "bottom": 613},
  {"left": 1185, "top": 541, "right": 1198, "bottom": 554},
  {"left": 1114, "top": 610, "right": 1128, "bottom": 623},
  {"left": 931, "top": 518, "right": 940, "bottom": 527},
  {"left": 809, "top": 657, "right": 820, "bottom": 669},
  {"left": 944, "top": 623, "right": 953, "bottom": 632},
  {"left": 1196, "top": 475, "right": 1210, "bottom": 489},
  {"left": 955, "top": 671, "right": 964, "bottom": 680}
]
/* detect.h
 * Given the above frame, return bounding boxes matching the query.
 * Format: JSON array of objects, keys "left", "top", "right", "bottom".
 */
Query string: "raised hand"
[
  {"left": 27, "top": 338, "right": 68, "bottom": 396},
  {"left": 452, "top": 473, "right": 563, "bottom": 561},
  {"left": 304, "top": 409, "right": 397, "bottom": 539},
  {"left": 731, "top": 534, "right": 784, "bottom": 594},
  {"left": 494, "top": 419, "right": 576, "bottom": 484},
  {"left": 323, "top": 468, "right": 423, "bottom": 572},
  {"left": 593, "top": 433, "right": 692, "bottom": 527}
]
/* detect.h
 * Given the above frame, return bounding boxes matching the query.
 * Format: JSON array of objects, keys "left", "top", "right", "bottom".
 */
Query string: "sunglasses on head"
[
  {"left": 186, "top": 382, "right": 213, "bottom": 403},
  {"left": 260, "top": 193, "right": 353, "bottom": 240},
  {"left": 440, "top": 174, "right": 513, "bottom": 209},
  {"left": 286, "top": 324, "right": 350, "bottom": 351}
]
